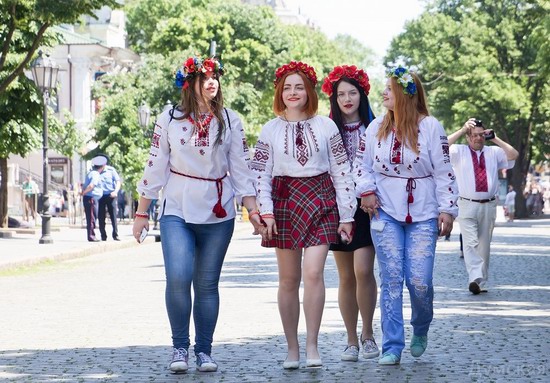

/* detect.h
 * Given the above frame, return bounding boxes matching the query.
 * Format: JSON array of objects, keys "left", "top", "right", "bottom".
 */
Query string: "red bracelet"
[
  {"left": 261, "top": 214, "right": 275, "bottom": 219},
  {"left": 249, "top": 211, "right": 260, "bottom": 218},
  {"left": 135, "top": 213, "right": 149, "bottom": 218},
  {"left": 360, "top": 191, "right": 375, "bottom": 197}
]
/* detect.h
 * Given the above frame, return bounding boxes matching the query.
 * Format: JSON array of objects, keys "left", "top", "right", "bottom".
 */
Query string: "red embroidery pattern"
[
  {"left": 151, "top": 132, "right": 161, "bottom": 149},
  {"left": 330, "top": 133, "right": 348, "bottom": 166},
  {"left": 390, "top": 131, "right": 403, "bottom": 164},
  {"left": 283, "top": 120, "right": 319, "bottom": 166},
  {"left": 188, "top": 113, "right": 213, "bottom": 147},
  {"left": 250, "top": 140, "right": 270, "bottom": 172},
  {"left": 295, "top": 122, "right": 308, "bottom": 166}
]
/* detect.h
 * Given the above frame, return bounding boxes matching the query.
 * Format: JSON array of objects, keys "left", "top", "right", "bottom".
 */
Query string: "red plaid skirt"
[{"left": 262, "top": 172, "right": 339, "bottom": 249}]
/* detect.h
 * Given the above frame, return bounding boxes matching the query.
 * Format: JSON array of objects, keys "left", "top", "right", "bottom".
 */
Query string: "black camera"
[
  {"left": 474, "top": 119, "right": 483, "bottom": 127},
  {"left": 484, "top": 129, "right": 495, "bottom": 140}
]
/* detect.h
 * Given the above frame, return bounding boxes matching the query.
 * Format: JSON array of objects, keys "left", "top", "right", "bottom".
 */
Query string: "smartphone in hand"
[{"left": 139, "top": 227, "right": 148, "bottom": 243}]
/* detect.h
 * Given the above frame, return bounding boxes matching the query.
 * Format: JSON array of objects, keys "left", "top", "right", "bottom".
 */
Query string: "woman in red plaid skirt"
[{"left": 251, "top": 61, "right": 357, "bottom": 369}]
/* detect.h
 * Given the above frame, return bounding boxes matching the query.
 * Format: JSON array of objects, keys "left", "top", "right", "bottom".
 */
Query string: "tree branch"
[
  {"left": 0, "top": 2, "right": 17, "bottom": 71},
  {"left": 0, "top": 22, "right": 50, "bottom": 94}
]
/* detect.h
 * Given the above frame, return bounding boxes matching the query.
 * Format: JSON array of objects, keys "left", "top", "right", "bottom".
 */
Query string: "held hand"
[
  {"left": 438, "top": 212, "right": 454, "bottom": 237},
  {"left": 337, "top": 222, "right": 354, "bottom": 244},
  {"left": 132, "top": 217, "right": 150, "bottom": 243},
  {"left": 360, "top": 194, "right": 380, "bottom": 219},
  {"left": 249, "top": 213, "right": 264, "bottom": 235},
  {"left": 262, "top": 217, "right": 277, "bottom": 241}
]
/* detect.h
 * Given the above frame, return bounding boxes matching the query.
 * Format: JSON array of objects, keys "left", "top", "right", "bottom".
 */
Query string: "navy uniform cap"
[{"left": 91, "top": 156, "right": 108, "bottom": 166}]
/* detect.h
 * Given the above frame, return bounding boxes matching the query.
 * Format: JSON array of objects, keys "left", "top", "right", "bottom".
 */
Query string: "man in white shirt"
[{"left": 448, "top": 118, "right": 519, "bottom": 295}]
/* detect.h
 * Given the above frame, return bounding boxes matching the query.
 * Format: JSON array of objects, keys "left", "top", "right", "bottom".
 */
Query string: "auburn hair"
[
  {"left": 176, "top": 72, "right": 226, "bottom": 145},
  {"left": 377, "top": 72, "right": 429, "bottom": 154},
  {"left": 273, "top": 71, "right": 318, "bottom": 117}
]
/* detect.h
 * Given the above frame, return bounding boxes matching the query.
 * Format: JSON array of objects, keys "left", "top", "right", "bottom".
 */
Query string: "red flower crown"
[
  {"left": 274, "top": 61, "right": 318, "bottom": 87},
  {"left": 321, "top": 65, "right": 371, "bottom": 97}
]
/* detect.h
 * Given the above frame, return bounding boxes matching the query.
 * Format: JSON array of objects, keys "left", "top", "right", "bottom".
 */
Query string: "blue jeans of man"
[
  {"left": 370, "top": 209, "right": 438, "bottom": 357},
  {"left": 160, "top": 215, "right": 234, "bottom": 355}
]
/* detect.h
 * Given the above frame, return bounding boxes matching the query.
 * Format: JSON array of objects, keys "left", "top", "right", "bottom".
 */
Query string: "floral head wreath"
[
  {"left": 386, "top": 65, "right": 417, "bottom": 96},
  {"left": 175, "top": 56, "right": 224, "bottom": 90},
  {"left": 321, "top": 65, "right": 371, "bottom": 97},
  {"left": 274, "top": 61, "right": 317, "bottom": 87}
]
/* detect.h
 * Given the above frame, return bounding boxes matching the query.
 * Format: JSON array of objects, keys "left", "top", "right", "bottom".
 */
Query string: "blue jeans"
[
  {"left": 370, "top": 209, "right": 438, "bottom": 357},
  {"left": 160, "top": 215, "right": 234, "bottom": 355}
]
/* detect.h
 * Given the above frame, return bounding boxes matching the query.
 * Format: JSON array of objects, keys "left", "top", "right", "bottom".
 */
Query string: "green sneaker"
[
  {"left": 410, "top": 335, "right": 428, "bottom": 357},
  {"left": 378, "top": 352, "right": 400, "bottom": 365}
]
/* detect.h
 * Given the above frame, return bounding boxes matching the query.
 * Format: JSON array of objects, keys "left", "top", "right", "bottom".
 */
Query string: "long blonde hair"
[{"left": 377, "top": 72, "right": 429, "bottom": 153}]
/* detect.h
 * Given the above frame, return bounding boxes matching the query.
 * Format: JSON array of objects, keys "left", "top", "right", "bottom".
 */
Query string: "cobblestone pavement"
[{"left": 0, "top": 217, "right": 549, "bottom": 382}]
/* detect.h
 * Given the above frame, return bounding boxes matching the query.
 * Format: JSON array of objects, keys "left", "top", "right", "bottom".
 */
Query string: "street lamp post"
[{"left": 30, "top": 50, "right": 59, "bottom": 244}]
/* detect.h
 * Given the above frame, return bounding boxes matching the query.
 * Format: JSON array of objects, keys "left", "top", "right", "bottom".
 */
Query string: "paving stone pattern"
[{"left": 0, "top": 218, "right": 549, "bottom": 382}]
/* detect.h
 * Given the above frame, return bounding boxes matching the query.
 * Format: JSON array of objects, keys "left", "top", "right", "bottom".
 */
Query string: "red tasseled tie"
[
  {"left": 212, "top": 202, "right": 227, "bottom": 218},
  {"left": 408, "top": 194, "right": 414, "bottom": 203},
  {"left": 406, "top": 214, "right": 413, "bottom": 224}
]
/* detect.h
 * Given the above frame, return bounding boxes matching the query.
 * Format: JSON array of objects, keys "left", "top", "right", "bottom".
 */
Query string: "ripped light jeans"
[
  {"left": 160, "top": 215, "right": 234, "bottom": 355},
  {"left": 370, "top": 209, "right": 438, "bottom": 357}
]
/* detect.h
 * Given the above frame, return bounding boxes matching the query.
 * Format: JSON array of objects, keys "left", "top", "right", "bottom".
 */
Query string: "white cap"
[{"left": 91, "top": 156, "right": 107, "bottom": 166}]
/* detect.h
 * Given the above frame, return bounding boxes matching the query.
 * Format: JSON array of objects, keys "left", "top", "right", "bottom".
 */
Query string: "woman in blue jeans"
[
  {"left": 353, "top": 66, "right": 458, "bottom": 365},
  {"left": 133, "top": 56, "right": 263, "bottom": 373}
]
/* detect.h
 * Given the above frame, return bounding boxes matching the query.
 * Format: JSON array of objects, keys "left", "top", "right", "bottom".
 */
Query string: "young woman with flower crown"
[
  {"left": 353, "top": 66, "right": 458, "bottom": 365},
  {"left": 132, "top": 56, "right": 263, "bottom": 373},
  {"left": 250, "top": 61, "right": 356, "bottom": 369},
  {"left": 321, "top": 65, "right": 379, "bottom": 362}
]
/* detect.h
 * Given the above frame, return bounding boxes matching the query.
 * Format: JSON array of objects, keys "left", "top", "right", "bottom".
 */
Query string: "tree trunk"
[{"left": 0, "top": 157, "right": 8, "bottom": 227}]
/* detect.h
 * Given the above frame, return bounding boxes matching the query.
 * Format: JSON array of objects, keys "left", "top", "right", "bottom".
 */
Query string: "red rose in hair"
[
  {"left": 202, "top": 59, "right": 215, "bottom": 73},
  {"left": 328, "top": 66, "right": 344, "bottom": 82},
  {"left": 344, "top": 65, "right": 357, "bottom": 77}
]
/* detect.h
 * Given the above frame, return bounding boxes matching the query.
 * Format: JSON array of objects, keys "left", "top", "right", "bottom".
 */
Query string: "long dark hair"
[
  {"left": 329, "top": 77, "right": 375, "bottom": 135},
  {"left": 175, "top": 72, "right": 226, "bottom": 146}
]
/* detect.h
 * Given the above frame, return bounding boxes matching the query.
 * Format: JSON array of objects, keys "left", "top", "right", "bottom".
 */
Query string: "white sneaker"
[
  {"left": 341, "top": 345, "right": 359, "bottom": 362},
  {"left": 169, "top": 347, "right": 188, "bottom": 372},
  {"left": 196, "top": 352, "right": 218, "bottom": 372},
  {"left": 361, "top": 338, "right": 380, "bottom": 359}
]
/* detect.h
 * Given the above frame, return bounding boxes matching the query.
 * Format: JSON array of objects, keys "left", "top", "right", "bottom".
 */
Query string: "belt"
[{"left": 460, "top": 196, "right": 496, "bottom": 203}]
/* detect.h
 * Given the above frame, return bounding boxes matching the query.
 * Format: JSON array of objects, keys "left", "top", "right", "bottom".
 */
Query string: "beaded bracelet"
[{"left": 135, "top": 212, "right": 149, "bottom": 218}]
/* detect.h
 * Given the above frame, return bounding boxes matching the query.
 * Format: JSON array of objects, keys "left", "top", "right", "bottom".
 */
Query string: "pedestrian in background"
[
  {"left": 353, "top": 66, "right": 458, "bottom": 365},
  {"left": 98, "top": 154, "right": 121, "bottom": 241},
  {"left": 321, "top": 64, "right": 379, "bottom": 362},
  {"left": 250, "top": 61, "right": 356, "bottom": 369},
  {"left": 448, "top": 118, "right": 518, "bottom": 294},
  {"left": 21, "top": 175, "right": 39, "bottom": 222},
  {"left": 132, "top": 56, "right": 263, "bottom": 373},
  {"left": 80, "top": 156, "right": 105, "bottom": 242},
  {"left": 504, "top": 185, "right": 516, "bottom": 222}
]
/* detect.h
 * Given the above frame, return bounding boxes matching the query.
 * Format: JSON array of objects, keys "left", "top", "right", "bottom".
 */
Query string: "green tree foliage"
[
  {"left": 0, "top": 0, "right": 118, "bottom": 226},
  {"left": 93, "top": 0, "right": 377, "bottom": 199},
  {"left": 385, "top": 0, "right": 549, "bottom": 217}
]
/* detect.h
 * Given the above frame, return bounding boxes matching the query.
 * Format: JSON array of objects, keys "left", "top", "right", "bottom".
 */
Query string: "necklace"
[
  {"left": 343, "top": 121, "right": 362, "bottom": 132},
  {"left": 188, "top": 113, "right": 214, "bottom": 131},
  {"left": 188, "top": 113, "right": 214, "bottom": 139}
]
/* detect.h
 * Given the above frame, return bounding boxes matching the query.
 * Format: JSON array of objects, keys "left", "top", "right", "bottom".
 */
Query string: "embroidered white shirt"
[
  {"left": 136, "top": 108, "right": 256, "bottom": 224},
  {"left": 250, "top": 115, "right": 357, "bottom": 222},
  {"left": 449, "top": 144, "right": 514, "bottom": 200},
  {"left": 353, "top": 115, "right": 459, "bottom": 221}
]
